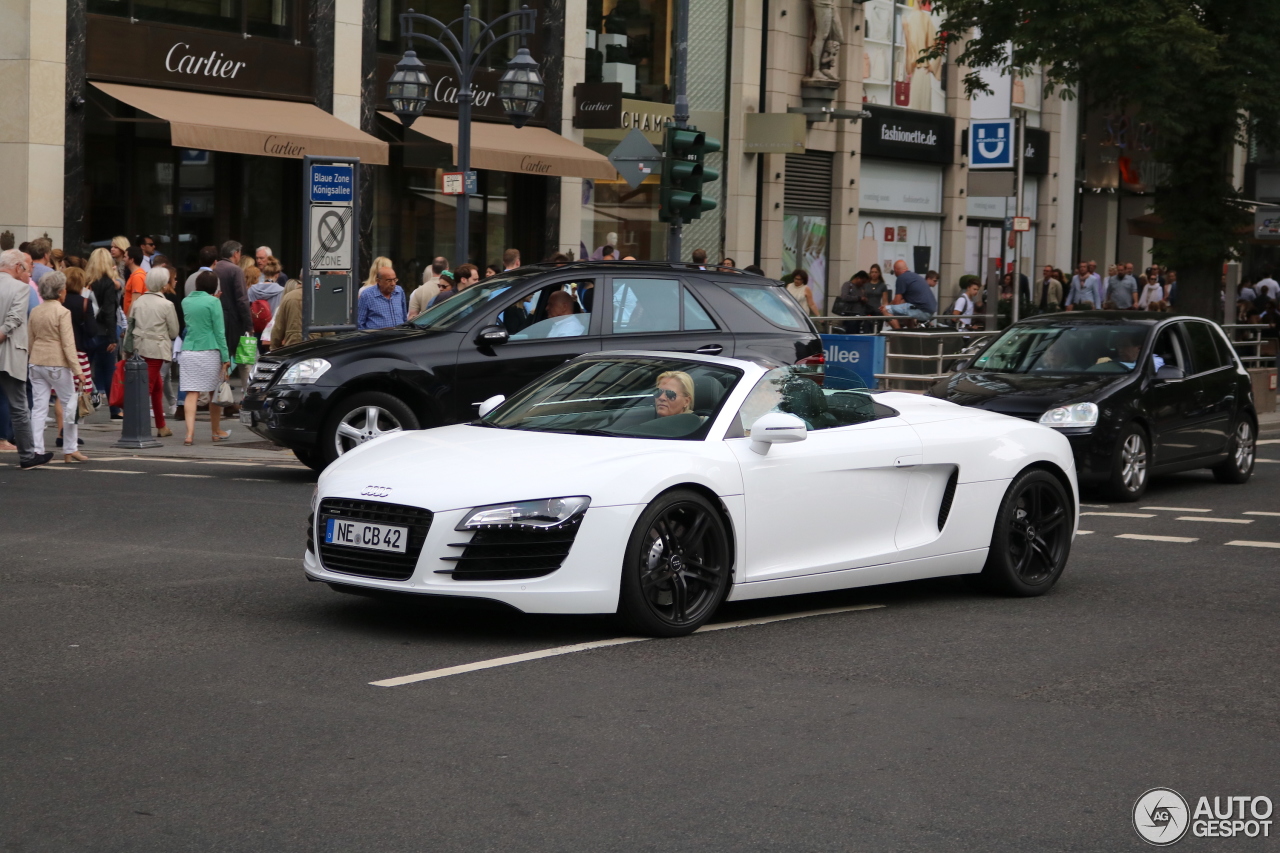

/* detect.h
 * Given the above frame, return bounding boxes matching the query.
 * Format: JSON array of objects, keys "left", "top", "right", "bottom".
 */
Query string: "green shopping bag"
[{"left": 234, "top": 333, "right": 258, "bottom": 365}]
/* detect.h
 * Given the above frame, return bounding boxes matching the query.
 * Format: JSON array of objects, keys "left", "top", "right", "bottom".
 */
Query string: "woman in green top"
[{"left": 179, "top": 271, "right": 231, "bottom": 446}]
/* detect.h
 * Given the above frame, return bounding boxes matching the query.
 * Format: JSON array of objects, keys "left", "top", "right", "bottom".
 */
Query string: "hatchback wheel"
[
  {"left": 1212, "top": 418, "right": 1256, "bottom": 484},
  {"left": 321, "top": 391, "right": 419, "bottom": 464},
  {"left": 618, "top": 490, "right": 732, "bottom": 637},
  {"left": 1108, "top": 423, "right": 1149, "bottom": 502},
  {"left": 973, "top": 468, "right": 1072, "bottom": 596}
]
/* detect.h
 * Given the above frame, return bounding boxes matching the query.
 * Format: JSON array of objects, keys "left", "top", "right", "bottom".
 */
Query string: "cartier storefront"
[{"left": 74, "top": 6, "right": 385, "bottom": 275}]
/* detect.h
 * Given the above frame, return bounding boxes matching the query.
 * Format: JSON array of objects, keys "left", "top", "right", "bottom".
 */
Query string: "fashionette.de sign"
[{"left": 861, "top": 105, "right": 954, "bottom": 165}]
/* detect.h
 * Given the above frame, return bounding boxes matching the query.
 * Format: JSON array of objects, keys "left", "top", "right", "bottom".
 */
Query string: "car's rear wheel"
[
  {"left": 320, "top": 391, "right": 419, "bottom": 465},
  {"left": 1212, "top": 418, "right": 1256, "bottom": 484},
  {"left": 1108, "top": 423, "right": 1149, "bottom": 502},
  {"left": 618, "top": 490, "right": 731, "bottom": 637},
  {"left": 973, "top": 469, "right": 1072, "bottom": 596}
]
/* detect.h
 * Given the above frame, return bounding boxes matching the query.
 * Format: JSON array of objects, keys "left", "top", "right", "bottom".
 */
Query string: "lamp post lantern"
[{"left": 388, "top": 4, "right": 542, "bottom": 266}]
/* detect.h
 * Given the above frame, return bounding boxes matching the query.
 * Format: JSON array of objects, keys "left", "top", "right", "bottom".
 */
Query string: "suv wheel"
[
  {"left": 293, "top": 447, "right": 326, "bottom": 472},
  {"left": 321, "top": 391, "right": 419, "bottom": 465}
]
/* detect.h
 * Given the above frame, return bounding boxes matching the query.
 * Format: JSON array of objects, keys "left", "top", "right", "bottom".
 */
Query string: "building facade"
[{"left": 3, "top": 0, "right": 1077, "bottom": 312}]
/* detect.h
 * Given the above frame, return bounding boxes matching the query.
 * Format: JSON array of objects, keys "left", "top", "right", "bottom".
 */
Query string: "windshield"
[
  {"left": 971, "top": 323, "right": 1153, "bottom": 374},
  {"left": 482, "top": 357, "right": 743, "bottom": 440},
  {"left": 408, "top": 269, "right": 540, "bottom": 330}
]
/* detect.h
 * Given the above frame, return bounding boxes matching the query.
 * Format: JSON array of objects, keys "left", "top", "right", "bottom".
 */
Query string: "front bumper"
[
  {"left": 1060, "top": 427, "right": 1115, "bottom": 483},
  {"left": 303, "top": 503, "right": 646, "bottom": 614},
  {"left": 242, "top": 385, "right": 327, "bottom": 446}
]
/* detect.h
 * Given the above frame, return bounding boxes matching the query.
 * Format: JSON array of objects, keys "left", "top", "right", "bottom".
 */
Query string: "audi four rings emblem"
[{"left": 360, "top": 486, "right": 392, "bottom": 497}]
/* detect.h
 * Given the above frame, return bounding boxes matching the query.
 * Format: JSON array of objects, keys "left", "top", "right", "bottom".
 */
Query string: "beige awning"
[
  {"left": 92, "top": 82, "right": 389, "bottom": 165},
  {"left": 388, "top": 114, "right": 616, "bottom": 180}
]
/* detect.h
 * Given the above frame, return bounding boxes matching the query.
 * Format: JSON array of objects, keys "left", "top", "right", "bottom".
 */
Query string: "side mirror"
[
  {"left": 475, "top": 325, "right": 509, "bottom": 347},
  {"left": 1155, "top": 364, "right": 1185, "bottom": 382},
  {"left": 748, "top": 412, "right": 808, "bottom": 455},
  {"left": 476, "top": 395, "right": 505, "bottom": 418},
  {"left": 950, "top": 358, "right": 970, "bottom": 372}
]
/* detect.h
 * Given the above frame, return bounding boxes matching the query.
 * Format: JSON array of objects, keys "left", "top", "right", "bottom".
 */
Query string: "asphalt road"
[{"left": 3, "top": 433, "right": 1279, "bottom": 852}]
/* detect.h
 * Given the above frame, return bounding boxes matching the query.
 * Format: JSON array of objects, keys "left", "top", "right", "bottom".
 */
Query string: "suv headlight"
[
  {"left": 457, "top": 496, "right": 591, "bottom": 530},
  {"left": 1039, "top": 402, "right": 1098, "bottom": 428},
  {"left": 279, "top": 358, "right": 331, "bottom": 385}
]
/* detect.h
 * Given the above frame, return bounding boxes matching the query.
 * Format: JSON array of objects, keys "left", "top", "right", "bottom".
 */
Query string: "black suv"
[{"left": 243, "top": 261, "right": 823, "bottom": 469}]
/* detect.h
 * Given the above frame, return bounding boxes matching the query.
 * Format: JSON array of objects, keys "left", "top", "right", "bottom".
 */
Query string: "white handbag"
[{"left": 212, "top": 381, "right": 235, "bottom": 407}]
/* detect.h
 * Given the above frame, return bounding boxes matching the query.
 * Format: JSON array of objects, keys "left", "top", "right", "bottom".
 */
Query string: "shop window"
[
  {"left": 376, "top": 0, "right": 538, "bottom": 67},
  {"left": 89, "top": 0, "right": 297, "bottom": 39},
  {"left": 863, "top": 0, "right": 945, "bottom": 114},
  {"left": 584, "top": 0, "right": 670, "bottom": 102}
]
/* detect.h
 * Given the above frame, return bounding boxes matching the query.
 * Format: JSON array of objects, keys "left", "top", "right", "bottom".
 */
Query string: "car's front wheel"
[
  {"left": 618, "top": 489, "right": 732, "bottom": 637},
  {"left": 293, "top": 447, "right": 326, "bottom": 472},
  {"left": 1212, "top": 418, "right": 1256, "bottom": 484},
  {"left": 1108, "top": 423, "right": 1149, "bottom": 502},
  {"left": 320, "top": 391, "right": 419, "bottom": 465},
  {"left": 973, "top": 468, "right": 1072, "bottom": 596}
]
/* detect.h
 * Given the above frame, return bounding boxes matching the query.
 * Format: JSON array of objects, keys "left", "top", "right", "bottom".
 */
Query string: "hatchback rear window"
[{"left": 725, "top": 284, "right": 809, "bottom": 330}]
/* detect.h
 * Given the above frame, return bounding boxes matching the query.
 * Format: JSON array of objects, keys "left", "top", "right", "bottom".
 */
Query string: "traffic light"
[{"left": 658, "top": 124, "right": 721, "bottom": 223}]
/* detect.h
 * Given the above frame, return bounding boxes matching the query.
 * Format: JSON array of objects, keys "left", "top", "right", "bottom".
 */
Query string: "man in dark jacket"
[{"left": 214, "top": 241, "right": 252, "bottom": 406}]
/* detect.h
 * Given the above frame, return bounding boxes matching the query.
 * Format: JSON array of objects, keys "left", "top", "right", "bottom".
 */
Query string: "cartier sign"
[
  {"left": 375, "top": 54, "right": 544, "bottom": 125},
  {"left": 87, "top": 15, "right": 313, "bottom": 100}
]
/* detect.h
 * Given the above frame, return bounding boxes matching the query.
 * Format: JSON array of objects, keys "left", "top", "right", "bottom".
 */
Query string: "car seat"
[
  {"left": 776, "top": 376, "right": 837, "bottom": 429},
  {"left": 692, "top": 374, "right": 726, "bottom": 416}
]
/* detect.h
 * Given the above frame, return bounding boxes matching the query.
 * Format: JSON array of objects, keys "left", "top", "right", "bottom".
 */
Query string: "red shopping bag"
[{"left": 108, "top": 359, "right": 126, "bottom": 409}]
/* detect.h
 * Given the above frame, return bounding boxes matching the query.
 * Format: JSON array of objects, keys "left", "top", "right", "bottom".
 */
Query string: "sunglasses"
[{"left": 654, "top": 389, "right": 680, "bottom": 401}]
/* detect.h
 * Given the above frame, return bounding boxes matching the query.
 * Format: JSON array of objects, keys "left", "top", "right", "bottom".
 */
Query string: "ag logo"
[{"left": 1134, "top": 788, "right": 1190, "bottom": 846}]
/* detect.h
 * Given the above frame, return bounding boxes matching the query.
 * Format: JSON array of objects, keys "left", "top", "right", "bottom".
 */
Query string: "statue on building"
[{"left": 809, "top": 0, "right": 844, "bottom": 82}]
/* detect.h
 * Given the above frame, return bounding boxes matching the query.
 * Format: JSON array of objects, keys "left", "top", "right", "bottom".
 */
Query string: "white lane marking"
[
  {"left": 1256, "top": 439, "right": 1280, "bottom": 445},
  {"left": 187, "top": 460, "right": 266, "bottom": 467},
  {"left": 1244, "top": 511, "right": 1280, "bottom": 517},
  {"left": 158, "top": 473, "right": 213, "bottom": 479},
  {"left": 1081, "top": 511, "right": 1155, "bottom": 518},
  {"left": 1226, "top": 540, "right": 1280, "bottom": 549},
  {"left": 1116, "top": 533, "right": 1199, "bottom": 543},
  {"left": 85, "top": 469, "right": 146, "bottom": 474},
  {"left": 1141, "top": 506, "right": 1211, "bottom": 513},
  {"left": 1257, "top": 459, "right": 1279, "bottom": 464},
  {"left": 1080, "top": 503, "right": 1109, "bottom": 508},
  {"left": 1176, "top": 516, "right": 1252, "bottom": 524},
  {"left": 1076, "top": 530, "right": 1094, "bottom": 535},
  {"left": 370, "top": 603, "right": 886, "bottom": 687}
]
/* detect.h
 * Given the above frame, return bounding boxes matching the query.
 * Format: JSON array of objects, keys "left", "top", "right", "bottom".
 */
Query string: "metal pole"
[
  {"left": 666, "top": 0, "right": 689, "bottom": 262},
  {"left": 456, "top": 5, "right": 473, "bottom": 266},
  {"left": 1012, "top": 110, "right": 1025, "bottom": 323}
]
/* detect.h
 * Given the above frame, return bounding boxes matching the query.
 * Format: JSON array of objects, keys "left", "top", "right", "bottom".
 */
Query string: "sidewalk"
[{"left": 3, "top": 401, "right": 306, "bottom": 466}]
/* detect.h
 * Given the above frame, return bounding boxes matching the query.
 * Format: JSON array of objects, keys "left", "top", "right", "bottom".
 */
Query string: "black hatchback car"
[
  {"left": 243, "top": 261, "right": 823, "bottom": 469},
  {"left": 927, "top": 311, "right": 1258, "bottom": 500}
]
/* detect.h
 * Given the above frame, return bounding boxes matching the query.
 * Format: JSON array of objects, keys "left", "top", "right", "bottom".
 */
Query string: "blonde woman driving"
[{"left": 654, "top": 371, "right": 695, "bottom": 417}]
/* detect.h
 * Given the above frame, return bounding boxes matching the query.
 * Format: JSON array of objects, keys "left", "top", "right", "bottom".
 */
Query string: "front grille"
[
  {"left": 439, "top": 516, "right": 583, "bottom": 581},
  {"left": 251, "top": 360, "right": 282, "bottom": 383},
  {"left": 317, "top": 499, "right": 434, "bottom": 581}
]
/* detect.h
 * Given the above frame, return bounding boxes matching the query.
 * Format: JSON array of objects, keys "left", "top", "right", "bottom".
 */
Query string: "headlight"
[
  {"left": 279, "top": 358, "right": 331, "bottom": 385},
  {"left": 1039, "top": 402, "right": 1098, "bottom": 427},
  {"left": 457, "top": 496, "right": 591, "bottom": 530}
]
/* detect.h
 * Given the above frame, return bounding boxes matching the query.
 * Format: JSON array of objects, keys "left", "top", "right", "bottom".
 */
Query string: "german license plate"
[
  {"left": 324, "top": 518, "right": 408, "bottom": 553},
  {"left": 239, "top": 410, "right": 253, "bottom": 425}
]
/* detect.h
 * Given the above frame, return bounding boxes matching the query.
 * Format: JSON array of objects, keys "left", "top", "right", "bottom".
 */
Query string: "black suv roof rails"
[{"left": 512, "top": 259, "right": 770, "bottom": 278}]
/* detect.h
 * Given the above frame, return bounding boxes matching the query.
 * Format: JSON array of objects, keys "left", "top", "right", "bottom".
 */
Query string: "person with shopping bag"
[
  {"left": 126, "top": 268, "right": 180, "bottom": 438},
  {"left": 179, "top": 270, "right": 232, "bottom": 445},
  {"left": 27, "top": 272, "right": 89, "bottom": 463}
]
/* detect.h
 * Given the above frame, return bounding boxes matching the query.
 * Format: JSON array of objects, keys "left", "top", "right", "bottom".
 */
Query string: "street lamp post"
[{"left": 387, "top": 5, "right": 544, "bottom": 267}]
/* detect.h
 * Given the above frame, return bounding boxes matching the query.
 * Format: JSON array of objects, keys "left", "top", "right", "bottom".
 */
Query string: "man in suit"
[
  {"left": 214, "top": 241, "right": 253, "bottom": 408},
  {"left": 0, "top": 249, "right": 51, "bottom": 467}
]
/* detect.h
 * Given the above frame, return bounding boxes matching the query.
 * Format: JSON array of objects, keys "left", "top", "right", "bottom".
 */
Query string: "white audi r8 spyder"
[{"left": 306, "top": 352, "right": 1080, "bottom": 636}]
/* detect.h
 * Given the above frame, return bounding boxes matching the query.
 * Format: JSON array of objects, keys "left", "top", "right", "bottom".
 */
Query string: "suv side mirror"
[
  {"left": 1156, "top": 364, "right": 1185, "bottom": 382},
  {"left": 748, "top": 412, "right": 808, "bottom": 455},
  {"left": 950, "top": 358, "right": 970, "bottom": 372},
  {"left": 476, "top": 395, "right": 505, "bottom": 418},
  {"left": 475, "top": 325, "right": 509, "bottom": 347}
]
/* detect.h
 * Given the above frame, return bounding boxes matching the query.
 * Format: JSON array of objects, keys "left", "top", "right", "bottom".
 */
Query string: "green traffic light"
[{"left": 659, "top": 124, "right": 721, "bottom": 222}]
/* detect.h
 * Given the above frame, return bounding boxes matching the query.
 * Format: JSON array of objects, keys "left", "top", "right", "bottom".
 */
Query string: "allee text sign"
[{"left": 309, "top": 164, "right": 354, "bottom": 203}]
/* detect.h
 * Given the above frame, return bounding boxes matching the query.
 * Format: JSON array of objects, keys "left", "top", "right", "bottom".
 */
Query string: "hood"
[
  {"left": 268, "top": 326, "right": 459, "bottom": 361},
  {"left": 927, "top": 370, "right": 1124, "bottom": 416},
  {"left": 319, "top": 423, "right": 738, "bottom": 513}
]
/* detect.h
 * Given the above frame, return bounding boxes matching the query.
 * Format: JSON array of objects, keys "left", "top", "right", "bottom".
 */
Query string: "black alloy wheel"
[
  {"left": 1108, "top": 422, "right": 1150, "bottom": 502},
  {"left": 1212, "top": 418, "right": 1256, "bottom": 484},
  {"left": 973, "top": 468, "right": 1072, "bottom": 596},
  {"left": 293, "top": 447, "right": 326, "bottom": 472},
  {"left": 618, "top": 490, "right": 732, "bottom": 637}
]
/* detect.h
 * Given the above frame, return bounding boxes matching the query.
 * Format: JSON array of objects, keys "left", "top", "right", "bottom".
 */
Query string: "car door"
[
  {"left": 452, "top": 276, "right": 603, "bottom": 420},
  {"left": 1180, "top": 320, "right": 1235, "bottom": 456},
  {"left": 726, "top": 368, "right": 923, "bottom": 581},
  {"left": 603, "top": 275, "right": 731, "bottom": 357},
  {"left": 1143, "top": 322, "right": 1201, "bottom": 464}
]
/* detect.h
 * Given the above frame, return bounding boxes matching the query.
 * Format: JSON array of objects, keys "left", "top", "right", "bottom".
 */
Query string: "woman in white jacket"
[{"left": 1138, "top": 275, "right": 1165, "bottom": 310}]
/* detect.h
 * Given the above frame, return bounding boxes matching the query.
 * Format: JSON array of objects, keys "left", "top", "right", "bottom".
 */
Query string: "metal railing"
[
  {"left": 1221, "top": 323, "right": 1275, "bottom": 368},
  {"left": 874, "top": 329, "right": 1002, "bottom": 391},
  {"left": 810, "top": 313, "right": 1005, "bottom": 335}
]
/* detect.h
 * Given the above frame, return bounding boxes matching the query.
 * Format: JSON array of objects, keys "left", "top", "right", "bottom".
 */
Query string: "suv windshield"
[
  {"left": 972, "top": 323, "right": 1153, "bottom": 374},
  {"left": 409, "top": 270, "right": 540, "bottom": 330},
  {"left": 482, "top": 357, "right": 742, "bottom": 440}
]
